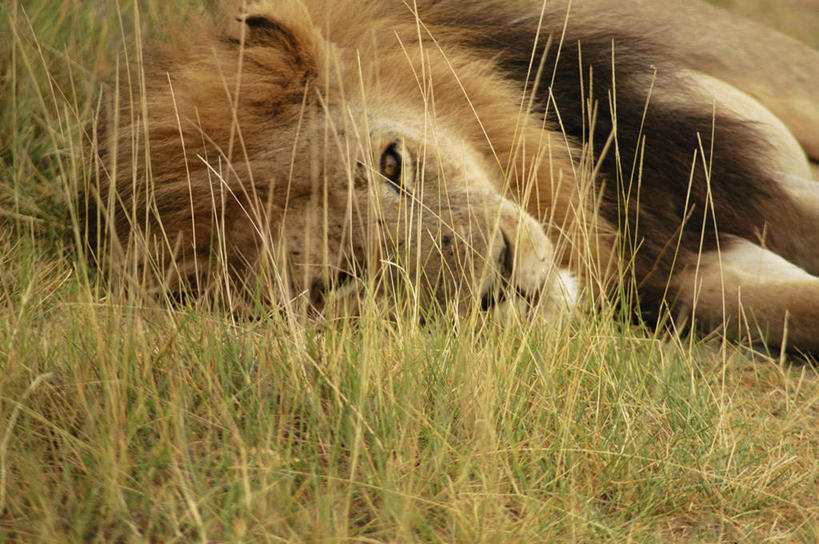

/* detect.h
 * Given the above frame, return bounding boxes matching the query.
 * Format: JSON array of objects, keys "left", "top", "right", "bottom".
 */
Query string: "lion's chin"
[{"left": 301, "top": 264, "right": 579, "bottom": 325}]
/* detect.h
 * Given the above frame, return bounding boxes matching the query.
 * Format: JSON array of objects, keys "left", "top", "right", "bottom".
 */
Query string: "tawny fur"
[{"left": 86, "top": 0, "right": 819, "bottom": 352}]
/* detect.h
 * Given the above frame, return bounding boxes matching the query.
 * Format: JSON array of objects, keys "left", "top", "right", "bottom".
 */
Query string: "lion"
[{"left": 83, "top": 0, "right": 819, "bottom": 352}]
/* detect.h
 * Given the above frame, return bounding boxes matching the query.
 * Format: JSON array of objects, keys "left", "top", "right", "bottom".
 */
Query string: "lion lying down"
[{"left": 84, "top": 0, "right": 819, "bottom": 352}]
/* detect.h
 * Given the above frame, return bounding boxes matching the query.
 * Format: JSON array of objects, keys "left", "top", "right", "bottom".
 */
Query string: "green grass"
[{"left": 1, "top": 1, "right": 818, "bottom": 542}]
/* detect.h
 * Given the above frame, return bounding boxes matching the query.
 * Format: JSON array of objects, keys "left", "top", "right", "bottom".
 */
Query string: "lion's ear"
[
  {"left": 238, "top": 13, "right": 300, "bottom": 49},
  {"left": 230, "top": 8, "right": 325, "bottom": 82}
]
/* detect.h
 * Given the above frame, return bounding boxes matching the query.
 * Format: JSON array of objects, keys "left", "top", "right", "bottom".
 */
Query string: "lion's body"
[{"left": 87, "top": 0, "right": 819, "bottom": 351}]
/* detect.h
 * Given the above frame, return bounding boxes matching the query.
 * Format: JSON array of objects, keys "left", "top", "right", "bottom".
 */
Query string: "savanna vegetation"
[{"left": 1, "top": 1, "right": 817, "bottom": 541}]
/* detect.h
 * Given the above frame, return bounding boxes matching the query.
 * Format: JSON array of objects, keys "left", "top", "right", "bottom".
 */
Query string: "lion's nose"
[
  {"left": 495, "top": 230, "right": 514, "bottom": 278},
  {"left": 479, "top": 229, "right": 514, "bottom": 311}
]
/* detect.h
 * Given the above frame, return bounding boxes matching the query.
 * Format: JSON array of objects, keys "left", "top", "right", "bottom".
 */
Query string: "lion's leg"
[
  {"left": 562, "top": 0, "right": 819, "bottom": 159},
  {"left": 679, "top": 72, "right": 819, "bottom": 275},
  {"left": 757, "top": 168, "right": 819, "bottom": 276},
  {"left": 674, "top": 236, "right": 819, "bottom": 353}
]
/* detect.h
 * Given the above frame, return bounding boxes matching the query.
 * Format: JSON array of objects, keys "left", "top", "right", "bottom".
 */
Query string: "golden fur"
[{"left": 86, "top": 0, "right": 819, "bottom": 351}]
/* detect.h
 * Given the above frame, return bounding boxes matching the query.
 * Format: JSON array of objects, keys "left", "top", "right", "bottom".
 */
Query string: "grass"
[{"left": 1, "top": 0, "right": 818, "bottom": 542}]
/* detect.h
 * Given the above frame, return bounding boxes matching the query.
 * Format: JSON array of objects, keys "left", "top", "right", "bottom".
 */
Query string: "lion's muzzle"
[{"left": 376, "top": 189, "right": 577, "bottom": 319}]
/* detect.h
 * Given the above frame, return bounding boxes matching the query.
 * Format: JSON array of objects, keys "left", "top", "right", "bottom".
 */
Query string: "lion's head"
[{"left": 87, "top": 0, "right": 578, "bottom": 319}]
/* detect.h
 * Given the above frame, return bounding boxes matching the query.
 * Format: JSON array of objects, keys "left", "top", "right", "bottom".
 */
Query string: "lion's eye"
[{"left": 380, "top": 143, "right": 402, "bottom": 189}]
